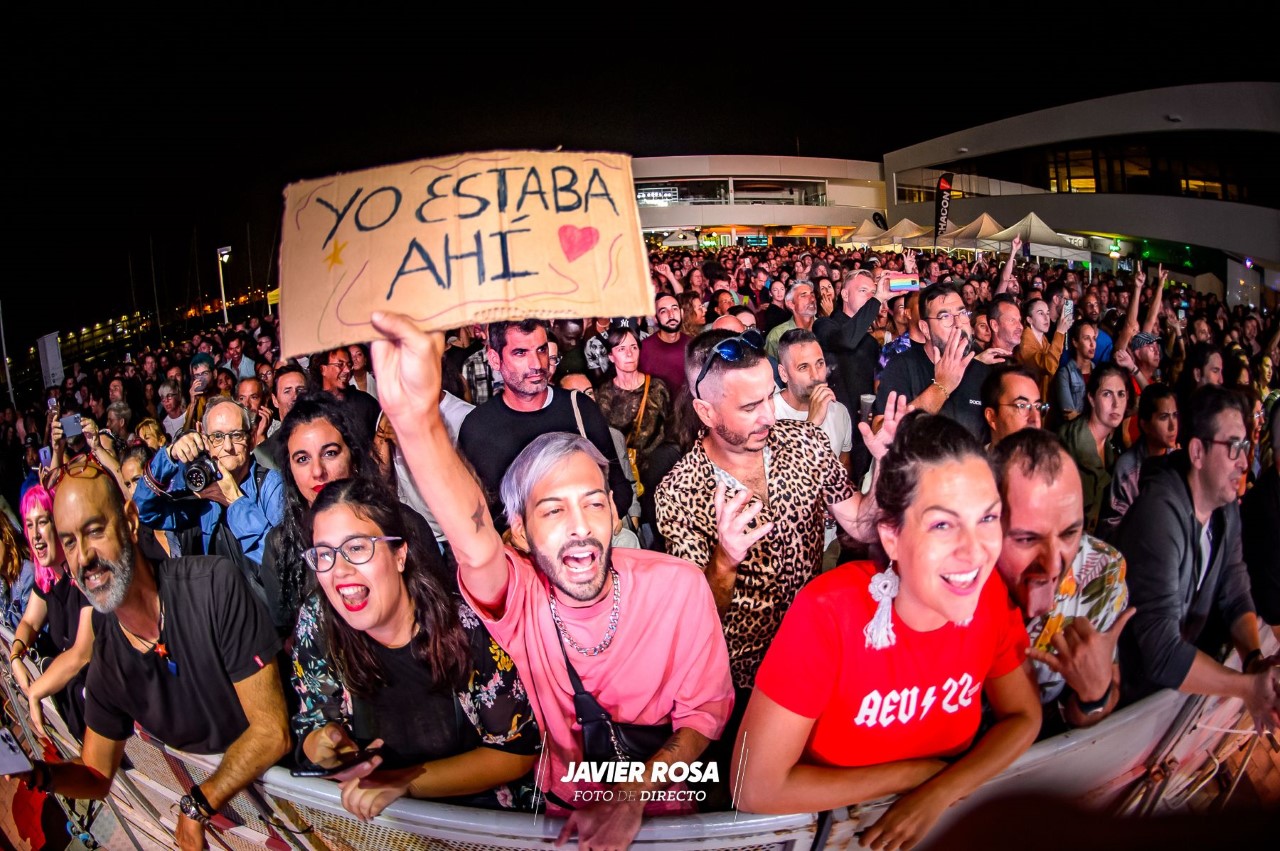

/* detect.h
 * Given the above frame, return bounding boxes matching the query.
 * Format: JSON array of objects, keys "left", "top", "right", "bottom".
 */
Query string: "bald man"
[
  {"left": 711, "top": 313, "right": 746, "bottom": 333},
  {"left": 23, "top": 460, "right": 289, "bottom": 851}
]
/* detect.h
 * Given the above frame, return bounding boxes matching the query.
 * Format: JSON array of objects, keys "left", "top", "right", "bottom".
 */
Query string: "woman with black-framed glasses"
[{"left": 290, "top": 477, "right": 540, "bottom": 819}]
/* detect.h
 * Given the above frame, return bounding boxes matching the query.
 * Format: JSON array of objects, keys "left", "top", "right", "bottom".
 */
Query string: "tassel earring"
[{"left": 864, "top": 561, "right": 900, "bottom": 650}]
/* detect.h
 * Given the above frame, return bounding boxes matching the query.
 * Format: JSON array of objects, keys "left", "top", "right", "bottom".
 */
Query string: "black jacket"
[
  {"left": 814, "top": 297, "right": 881, "bottom": 482},
  {"left": 1116, "top": 451, "right": 1255, "bottom": 699}
]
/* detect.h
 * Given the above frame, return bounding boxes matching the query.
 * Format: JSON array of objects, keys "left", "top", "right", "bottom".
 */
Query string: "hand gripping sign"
[{"left": 279, "top": 150, "right": 653, "bottom": 359}]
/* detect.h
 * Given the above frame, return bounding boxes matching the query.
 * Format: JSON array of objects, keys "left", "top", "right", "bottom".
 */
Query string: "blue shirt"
[{"left": 134, "top": 448, "right": 284, "bottom": 565}]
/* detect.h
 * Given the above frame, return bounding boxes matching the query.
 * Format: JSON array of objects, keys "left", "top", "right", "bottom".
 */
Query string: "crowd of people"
[{"left": 1, "top": 240, "right": 1278, "bottom": 851}]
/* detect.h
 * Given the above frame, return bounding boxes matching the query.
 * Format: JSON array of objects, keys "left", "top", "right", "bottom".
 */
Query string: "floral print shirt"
[
  {"left": 290, "top": 594, "right": 540, "bottom": 809},
  {"left": 1026, "top": 533, "right": 1130, "bottom": 704}
]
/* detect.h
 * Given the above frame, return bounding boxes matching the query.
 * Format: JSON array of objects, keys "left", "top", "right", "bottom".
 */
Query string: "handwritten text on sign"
[{"left": 279, "top": 150, "right": 652, "bottom": 358}]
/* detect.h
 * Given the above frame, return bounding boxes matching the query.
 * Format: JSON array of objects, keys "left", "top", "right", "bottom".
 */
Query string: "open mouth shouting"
[
  {"left": 940, "top": 566, "right": 983, "bottom": 596},
  {"left": 559, "top": 540, "right": 603, "bottom": 579},
  {"left": 335, "top": 583, "right": 371, "bottom": 613}
]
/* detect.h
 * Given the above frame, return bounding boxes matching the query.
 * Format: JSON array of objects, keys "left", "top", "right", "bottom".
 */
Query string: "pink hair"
[{"left": 20, "top": 484, "right": 63, "bottom": 593}]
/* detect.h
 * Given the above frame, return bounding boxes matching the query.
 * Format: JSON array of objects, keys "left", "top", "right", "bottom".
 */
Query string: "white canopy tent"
[
  {"left": 903, "top": 212, "right": 1006, "bottom": 250},
  {"left": 977, "top": 212, "right": 1088, "bottom": 263},
  {"left": 868, "top": 218, "right": 931, "bottom": 251},
  {"left": 836, "top": 219, "right": 885, "bottom": 247},
  {"left": 661, "top": 230, "right": 698, "bottom": 248}
]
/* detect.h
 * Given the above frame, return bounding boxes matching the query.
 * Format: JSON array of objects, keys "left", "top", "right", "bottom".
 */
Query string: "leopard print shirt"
[{"left": 655, "top": 419, "right": 856, "bottom": 688}]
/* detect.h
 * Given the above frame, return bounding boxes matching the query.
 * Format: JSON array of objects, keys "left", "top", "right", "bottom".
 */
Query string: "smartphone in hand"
[
  {"left": 886, "top": 273, "right": 920, "bottom": 293},
  {"left": 289, "top": 746, "right": 383, "bottom": 779}
]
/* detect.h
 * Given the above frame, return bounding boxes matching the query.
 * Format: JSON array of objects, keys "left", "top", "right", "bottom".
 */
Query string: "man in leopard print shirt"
[{"left": 656, "top": 328, "right": 907, "bottom": 691}]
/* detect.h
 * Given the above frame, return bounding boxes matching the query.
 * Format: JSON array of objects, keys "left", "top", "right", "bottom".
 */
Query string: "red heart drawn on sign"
[{"left": 559, "top": 225, "right": 599, "bottom": 262}]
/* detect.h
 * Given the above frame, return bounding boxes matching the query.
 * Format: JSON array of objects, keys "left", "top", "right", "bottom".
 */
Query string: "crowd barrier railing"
[{"left": 3, "top": 625, "right": 1273, "bottom": 850}]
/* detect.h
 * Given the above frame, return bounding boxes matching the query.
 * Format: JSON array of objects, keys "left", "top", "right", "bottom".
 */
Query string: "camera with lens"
[{"left": 184, "top": 452, "right": 222, "bottom": 492}]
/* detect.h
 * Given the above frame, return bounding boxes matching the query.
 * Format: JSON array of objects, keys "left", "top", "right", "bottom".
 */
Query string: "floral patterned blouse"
[{"left": 290, "top": 594, "right": 540, "bottom": 810}]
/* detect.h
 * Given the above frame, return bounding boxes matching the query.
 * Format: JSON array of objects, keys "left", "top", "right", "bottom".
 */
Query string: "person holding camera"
[{"left": 132, "top": 396, "right": 285, "bottom": 597}]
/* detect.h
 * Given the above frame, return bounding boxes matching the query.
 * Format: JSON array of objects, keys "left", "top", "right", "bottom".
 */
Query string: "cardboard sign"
[{"left": 279, "top": 150, "right": 653, "bottom": 358}]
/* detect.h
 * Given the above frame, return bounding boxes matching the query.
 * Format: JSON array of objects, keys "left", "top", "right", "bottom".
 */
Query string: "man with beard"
[
  {"left": 772, "top": 329, "right": 852, "bottom": 472},
  {"left": 1079, "top": 291, "right": 1114, "bottom": 364},
  {"left": 638, "top": 293, "right": 689, "bottom": 396},
  {"left": 1116, "top": 385, "right": 1280, "bottom": 729},
  {"left": 656, "top": 329, "right": 904, "bottom": 694},
  {"left": 21, "top": 460, "right": 289, "bottom": 851},
  {"left": 458, "top": 319, "right": 630, "bottom": 532},
  {"left": 992, "top": 429, "right": 1133, "bottom": 732},
  {"left": 875, "top": 283, "right": 994, "bottom": 440},
  {"left": 363, "top": 312, "right": 732, "bottom": 851}
]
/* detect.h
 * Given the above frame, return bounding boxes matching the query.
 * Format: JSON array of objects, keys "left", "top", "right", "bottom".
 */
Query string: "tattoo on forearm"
[{"left": 471, "top": 502, "right": 486, "bottom": 533}]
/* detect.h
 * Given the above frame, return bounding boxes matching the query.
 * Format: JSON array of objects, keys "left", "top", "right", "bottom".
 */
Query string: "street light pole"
[{"left": 217, "top": 246, "right": 232, "bottom": 323}]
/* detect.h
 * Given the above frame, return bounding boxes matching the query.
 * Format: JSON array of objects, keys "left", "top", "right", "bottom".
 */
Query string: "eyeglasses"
[
  {"left": 1205, "top": 437, "right": 1252, "bottom": 460},
  {"left": 693, "top": 329, "right": 765, "bottom": 400},
  {"left": 324, "top": 360, "right": 352, "bottom": 370},
  {"left": 207, "top": 430, "right": 249, "bottom": 446},
  {"left": 927, "top": 309, "right": 973, "bottom": 326},
  {"left": 47, "top": 455, "right": 109, "bottom": 490},
  {"left": 1000, "top": 401, "right": 1051, "bottom": 416},
  {"left": 303, "top": 536, "right": 403, "bottom": 572}
]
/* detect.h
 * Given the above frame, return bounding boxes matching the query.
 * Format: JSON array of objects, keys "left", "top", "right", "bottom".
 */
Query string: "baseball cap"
[{"left": 1129, "top": 331, "right": 1160, "bottom": 350}]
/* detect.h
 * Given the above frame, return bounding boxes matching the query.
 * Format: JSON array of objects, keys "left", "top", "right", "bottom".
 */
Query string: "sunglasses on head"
[{"left": 694, "top": 329, "right": 765, "bottom": 400}]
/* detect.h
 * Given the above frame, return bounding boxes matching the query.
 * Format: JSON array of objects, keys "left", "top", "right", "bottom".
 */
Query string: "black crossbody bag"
[{"left": 552, "top": 625, "right": 672, "bottom": 764}]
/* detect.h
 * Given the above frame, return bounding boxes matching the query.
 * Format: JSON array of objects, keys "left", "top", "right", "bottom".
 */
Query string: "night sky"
[{"left": 7, "top": 23, "right": 1270, "bottom": 357}]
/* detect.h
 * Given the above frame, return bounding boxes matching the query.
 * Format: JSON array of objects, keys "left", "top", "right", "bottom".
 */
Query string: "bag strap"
[
  {"left": 628, "top": 376, "right": 651, "bottom": 445},
  {"left": 569, "top": 390, "right": 587, "bottom": 439},
  {"left": 552, "top": 613, "right": 594, "bottom": 699}
]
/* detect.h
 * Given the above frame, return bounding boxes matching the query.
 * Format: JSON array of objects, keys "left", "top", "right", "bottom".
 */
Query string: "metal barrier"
[{"left": 3, "top": 625, "right": 1272, "bottom": 850}]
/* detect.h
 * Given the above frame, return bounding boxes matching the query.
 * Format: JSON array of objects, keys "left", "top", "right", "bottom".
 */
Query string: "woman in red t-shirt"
[{"left": 733, "top": 412, "right": 1040, "bottom": 851}]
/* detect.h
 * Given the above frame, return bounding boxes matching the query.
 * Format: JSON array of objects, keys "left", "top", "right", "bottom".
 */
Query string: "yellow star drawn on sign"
[{"left": 323, "top": 239, "right": 347, "bottom": 271}]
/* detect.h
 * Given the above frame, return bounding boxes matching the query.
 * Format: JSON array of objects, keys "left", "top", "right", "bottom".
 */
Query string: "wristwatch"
[
  {"left": 178, "top": 784, "right": 214, "bottom": 824},
  {"left": 1074, "top": 681, "right": 1114, "bottom": 716}
]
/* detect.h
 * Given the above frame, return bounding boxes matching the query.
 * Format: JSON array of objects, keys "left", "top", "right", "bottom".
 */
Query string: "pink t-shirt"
[{"left": 460, "top": 547, "right": 733, "bottom": 814}]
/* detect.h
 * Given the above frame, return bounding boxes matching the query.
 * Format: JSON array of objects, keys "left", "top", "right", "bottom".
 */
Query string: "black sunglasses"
[{"left": 694, "top": 329, "right": 766, "bottom": 399}]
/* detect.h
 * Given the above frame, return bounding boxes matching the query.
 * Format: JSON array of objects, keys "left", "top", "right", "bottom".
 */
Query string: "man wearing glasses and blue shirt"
[
  {"left": 875, "top": 282, "right": 1006, "bottom": 441},
  {"left": 132, "top": 397, "right": 285, "bottom": 595},
  {"left": 1116, "top": 385, "right": 1280, "bottom": 731}
]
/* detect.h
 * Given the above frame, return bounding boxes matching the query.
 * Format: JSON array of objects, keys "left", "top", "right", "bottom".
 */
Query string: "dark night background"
[{"left": 6, "top": 21, "right": 1273, "bottom": 360}]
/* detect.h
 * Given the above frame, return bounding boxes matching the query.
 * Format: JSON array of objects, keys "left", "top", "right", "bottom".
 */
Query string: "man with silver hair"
[
  {"left": 23, "top": 457, "right": 290, "bottom": 851},
  {"left": 366, "top": 311, "right": 733, "bottom": 851},
  {"left": 132, "top": 396, "right": 285, "bottom": 588}
]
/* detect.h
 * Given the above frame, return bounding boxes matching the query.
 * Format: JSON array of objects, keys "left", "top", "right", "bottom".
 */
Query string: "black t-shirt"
[
  {"left": 33, "top": 571, "right": 90, "bottom": 653},
  {"left": 85, "top": 556, "right": 281, "bottom": 754},
  {"left": 351, "top": 642, "right": 471, "bottom": 770},
  {"left": 458, "top": 389, "right": 631, "bottom": 530},
  {"left": 874, "top": 340, "right": 990, "bottom": 440}
]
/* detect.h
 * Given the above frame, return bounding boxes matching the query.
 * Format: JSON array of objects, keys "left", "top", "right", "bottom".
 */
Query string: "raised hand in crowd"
[
  {"left": 807, "top": 384, "right": 837, "bottom": 427},
  {"left": 1028, "top": 609, "right": 1136, "bottom": 726},
  {"left": 975, "top": 347, "right": 1013, "bottom": 366},
  {"left": 929, "top": 327, "right": 976, "bottom": 398},
  {"left": 710, "top": 483, "right": 774, "bottom": 615}
]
